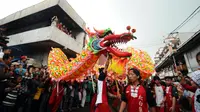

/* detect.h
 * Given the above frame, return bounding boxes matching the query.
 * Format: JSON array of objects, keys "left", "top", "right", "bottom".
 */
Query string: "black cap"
[
  {"left": 98, "top": 67, "right": 104, "bottom": 72},
  {"left": 2, "top": 46, "right": 10, "bottom": 51},
  {"left": 153, "top": 76, "right": 160, "bottom": 81}
]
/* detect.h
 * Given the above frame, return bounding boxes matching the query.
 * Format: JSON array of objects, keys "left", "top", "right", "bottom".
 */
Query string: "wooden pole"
[
  {"left": 115, "top": 80, "right": 119, "bottom": 92},
  {"left": 90, "top": 71, "right": 95, "bottom": 93},
  {"left": 114, "top": 74, "right": 120, "bottom": 95},
  {"left": 57, "top": 81, "right": 59, "bottom": 96}
]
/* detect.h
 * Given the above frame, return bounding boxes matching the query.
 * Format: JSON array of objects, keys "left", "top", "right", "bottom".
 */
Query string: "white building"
[
  {"left": 0, "top": 0, "right": 86, "bottom": 65},
  {"left": 154, "top": 30, "right": 200, "bottom": 77}
]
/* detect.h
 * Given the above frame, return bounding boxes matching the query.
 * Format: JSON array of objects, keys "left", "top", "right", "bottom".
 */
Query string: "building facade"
[
  {"left": 154, "top": 31, "right": 200, "bottom": 78},
  {"left": 0, "top": 0, "right": 86, "bottom": 65}
]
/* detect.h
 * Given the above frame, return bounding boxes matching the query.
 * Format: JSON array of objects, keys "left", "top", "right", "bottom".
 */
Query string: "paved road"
[{"left": 72, "top": 106, "right": 90, "bottom": 112}]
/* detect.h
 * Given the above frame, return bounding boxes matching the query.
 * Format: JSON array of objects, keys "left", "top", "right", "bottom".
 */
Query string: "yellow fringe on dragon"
[{"left": 107, "top": 47, "right": 155, "bottom": 80}]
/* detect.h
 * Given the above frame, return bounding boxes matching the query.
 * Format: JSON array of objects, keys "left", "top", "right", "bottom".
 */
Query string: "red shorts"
[{"left": 156, "top": 106, "right": 164, "bottom": 112}]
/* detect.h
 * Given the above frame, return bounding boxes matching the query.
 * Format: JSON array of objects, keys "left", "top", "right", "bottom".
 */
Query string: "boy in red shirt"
[{"left": 165, "top": 76, "right": 179, "bottom": 112}]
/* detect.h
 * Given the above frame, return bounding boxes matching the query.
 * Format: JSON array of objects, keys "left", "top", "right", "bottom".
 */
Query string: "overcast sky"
[{"left": 0, "top": 0, "right": 200, "bottom": 59}]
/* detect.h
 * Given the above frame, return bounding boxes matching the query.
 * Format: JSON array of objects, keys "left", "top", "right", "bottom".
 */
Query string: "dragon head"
[{"left": 86, "top": 26, "right": 137, "bottom": 57}]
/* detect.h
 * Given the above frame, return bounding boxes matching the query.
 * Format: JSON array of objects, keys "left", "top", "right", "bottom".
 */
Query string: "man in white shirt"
[
  {"left": 153, "top": 76, "right": 165, "bottom": 112},
  {"left": 0, "top": 47, "right": 11, "bottom": 59}
]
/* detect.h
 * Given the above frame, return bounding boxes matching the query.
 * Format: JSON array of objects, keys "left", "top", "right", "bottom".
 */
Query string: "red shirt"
[
  {"left": 57, "top": 24, "right": 62, "bottom": 30},
  {"left": 182, "top": 84, "right": 197, "bottom": 93},
  {"left": 165, "top": 86, "right": 173, "bottom": 112},
  {"left": 110, "top": 86, "right": 117, "bottom": 95},
  {"left": 122, "top": 85, "right": 149, "bottom": 112},
  {"left": 165, "top": 86, "right": 179, "bottom": 112}
]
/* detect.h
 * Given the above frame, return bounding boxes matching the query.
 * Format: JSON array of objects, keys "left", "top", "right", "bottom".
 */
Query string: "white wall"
[
  {"left": 178, "top": 32, "right": 195, "bottom": 44},
  {"left": 27, "top": 50, "right": 49, "bottom": 66},
  {"left": 76, "top": 32, "right": 86, "bottom": 47},
  {"left": 8, "top": 26, "right": 83, "bottom": 53},
  {"left": 185, "top": 44, "right": 200, "bottom": 71},
  {"left": 8, "top": 27, "right": 51, "bottom": 46}
]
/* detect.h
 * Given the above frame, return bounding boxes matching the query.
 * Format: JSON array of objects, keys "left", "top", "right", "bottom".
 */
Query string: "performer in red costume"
[
  {"left": 165, "top": 76, "right": 179, "bottom": 112},
  {"left": 119, "top": 68, "right": 156, "bottom": 112},
  {"left": 92, "top": 54, "right": 112, "bottom": 112},
  {"left": 49, "top": 80, "right": 65, "bottom": 112}
]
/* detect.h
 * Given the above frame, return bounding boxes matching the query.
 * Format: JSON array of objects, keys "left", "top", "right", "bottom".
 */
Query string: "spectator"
[
  {"left": 0, "top": 54, "right": 13, "bottom": 76},
  {"left": 2, "top": 47, "right": 11, "bottom": 55},
  {"left": 51, "top": 16, "right": 76, "bottom": 39},
  {"left": 69, "top": 30, "right": 72, "bottom": 36},
  {"left": 57, "top": 23, "right": 63, "bottom": 30},
  {"left": 8, "top": 64, "right": 15, "bottom": 76},
  {"left": 0, "top": 54, "right": 13, "bottom": 105},
  {"left": 34, "top": 67, "right": 40, "bottom": 77},
  {"left": 2, "top": 75, "right": 22, "bottom": 112},
  {"left": 31, "top": 74, "right": 44, "bottom": 112},
  {"left": 0, "top": 47, "right": 11, "bottom": 56},
  {"left": 153, "top": 76, "right": 165, "bottom": 112},
  {"left": 0, "top": 47, "right": 11, "bottom": 63},
  {"left": 61, "top": 25, "right": 66, "bottom": 32},
  {"left": 188, "top": 70, "right": 200, "bottom": 112},
  {"left": 11, "top": 62, "right": 20, "bottom": 69},
  {"left": 18, "top": 56, "right": 27, "bottom": 69},
  {"left": 15, "top": 71, "right": 32, "bottom": 112},
  {"left": 165, "top": 76, "right": 179, "bottom": 112},
  {"left": 39, "top": 74, "right": 52, "bottom": 112},
  {"left": 81, "top": 82, "right": 87, "bottom": 108},
  {"left": 64, "top": 27, "right": 69, "bottom": 34},
  {"left": 51, "top": 16, "right": 59, "bottom": 26},
  {"left": 14, "top": 64, "right": 26, "bottom": 76}
]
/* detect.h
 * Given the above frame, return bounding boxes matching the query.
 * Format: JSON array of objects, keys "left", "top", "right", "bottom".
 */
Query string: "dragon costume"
[{"left": 48, "top": 26, "right": 154, "bottom": 81}]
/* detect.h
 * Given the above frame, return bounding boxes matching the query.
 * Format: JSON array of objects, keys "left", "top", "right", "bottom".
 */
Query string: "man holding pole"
[{"left": 90, "top": 54, "right": 112, "bottom": 112}]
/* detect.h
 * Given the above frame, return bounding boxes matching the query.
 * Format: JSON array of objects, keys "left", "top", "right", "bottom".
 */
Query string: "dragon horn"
[
  {"left": 85, "top": 27, "right": 91, "bottom": 34},
  {"left": 93, "top": 27, "right": 104, "bottom": 35},
  {"left": 85, "top": 27, "right": 95, "bottom": 37}
]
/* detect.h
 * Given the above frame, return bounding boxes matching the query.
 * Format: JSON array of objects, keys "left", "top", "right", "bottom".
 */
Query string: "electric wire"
[{"left": 171, "top": 6, "right": 200, "bottom": 33}]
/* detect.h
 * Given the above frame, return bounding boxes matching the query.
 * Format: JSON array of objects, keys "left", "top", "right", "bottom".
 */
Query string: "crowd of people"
[
  {"left": 88, "top": 53, "right": 200, "bottom": 112},
  {"left": 0, "top": 46, "right": 199, "bottom": 112},
  {"left": 51, "top": 16, "right": 75, "bottom": 39},
  {"left": 0, "top": 47, "right": 96, "bottom": 112}
]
